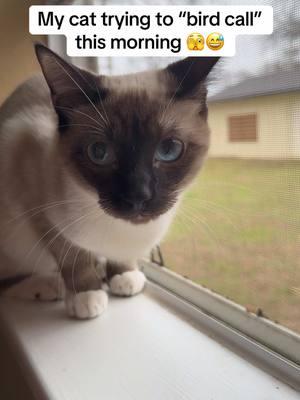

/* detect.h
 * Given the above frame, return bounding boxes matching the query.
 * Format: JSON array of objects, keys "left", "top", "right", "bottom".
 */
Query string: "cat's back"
[
  {"left": 0, "top": 74, "right": 58, "bottom": 216},
  {"left": 0, "top": 74, "right": 57, "bottom": 139},
  {"left": 0, "top": 75, "right": 59, "bottom": 278},
  {"left": 0, "top": 74, "right": 58, "bottom": 189}
]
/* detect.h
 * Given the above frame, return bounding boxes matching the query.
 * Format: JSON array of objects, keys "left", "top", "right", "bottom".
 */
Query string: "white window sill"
[{"left": 0, "top": 274, "right": 299, "bottom": 400}]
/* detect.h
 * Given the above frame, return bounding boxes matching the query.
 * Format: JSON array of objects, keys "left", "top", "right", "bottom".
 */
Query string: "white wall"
[{"left": 208, "top": 92, "right": 300, "bottom": 159}]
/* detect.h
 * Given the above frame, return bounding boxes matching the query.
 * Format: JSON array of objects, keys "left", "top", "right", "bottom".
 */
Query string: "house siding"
[{"left": 208, "top": 92, "right": 300, "bottom": 159}]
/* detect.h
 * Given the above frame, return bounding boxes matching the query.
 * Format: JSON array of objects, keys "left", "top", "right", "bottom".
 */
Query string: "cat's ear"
[
  {"left": 165, "top": 57, "right": 219, "bottom": 98},
  {"left": 34, "top": 43, "right": 100, "bottom": 108}
]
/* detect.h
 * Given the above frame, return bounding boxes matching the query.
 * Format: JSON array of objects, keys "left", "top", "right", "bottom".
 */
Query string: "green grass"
[{"left": 161, "top": 158, "right": 300, "bottom": 333}]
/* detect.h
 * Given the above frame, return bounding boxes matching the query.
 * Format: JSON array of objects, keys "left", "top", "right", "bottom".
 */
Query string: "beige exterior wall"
[
  {"left": 0, "top": 0, "right": 46, "bottom": 105},
  {"left": 208, "top": 92, "right": 300, "bottom": 159}
]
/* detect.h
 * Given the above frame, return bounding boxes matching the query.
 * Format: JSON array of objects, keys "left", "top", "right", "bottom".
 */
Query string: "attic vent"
[{"left": 228, "top": 114, "right": 257, "bottom": 142}]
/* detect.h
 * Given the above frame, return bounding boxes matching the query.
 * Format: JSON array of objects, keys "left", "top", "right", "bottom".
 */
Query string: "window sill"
[
  {"left": 0, "top": 270, "right": 299, "bottom": 399},
  {"left": 141, "top": 262, "right": 300, "bottom": 366}
]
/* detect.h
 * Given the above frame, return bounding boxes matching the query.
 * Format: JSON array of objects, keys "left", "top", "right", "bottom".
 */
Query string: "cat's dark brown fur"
[{"left": 36, "top": 44, "right": 219, "bottom": 223}]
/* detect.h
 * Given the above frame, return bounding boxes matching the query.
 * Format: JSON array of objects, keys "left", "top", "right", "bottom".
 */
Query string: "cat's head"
[{"left": 35, "top": 44, "right": 218, "bottom": 223}]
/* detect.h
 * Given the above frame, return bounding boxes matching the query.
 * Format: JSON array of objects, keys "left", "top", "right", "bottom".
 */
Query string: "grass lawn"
[{"left": 161, "top": 158, "right": 300, "bottom": 333}]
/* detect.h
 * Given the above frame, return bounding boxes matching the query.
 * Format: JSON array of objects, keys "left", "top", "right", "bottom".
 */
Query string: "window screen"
[{"left": 96, "top": 0, "right": 300, "bottom": 335}]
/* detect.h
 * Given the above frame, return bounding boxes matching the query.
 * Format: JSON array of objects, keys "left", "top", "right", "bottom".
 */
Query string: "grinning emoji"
[
  {"left": 206, "top": 33, "right": 224, "bottom": 50},
  {"left": 187, "top": 33, "right": 205, "bottom": 51}
]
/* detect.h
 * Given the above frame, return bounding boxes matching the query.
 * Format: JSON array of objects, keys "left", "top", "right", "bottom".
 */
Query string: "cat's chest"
[{"left": 50, "top": 205, "right": 174, "bottom": 263}]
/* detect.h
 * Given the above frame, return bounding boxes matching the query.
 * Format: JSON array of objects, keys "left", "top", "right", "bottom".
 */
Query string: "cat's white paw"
[
  {"left": 65, "top": 290, "right": 108, "bottom": 319},
  {"left": 3, "top": 274, "right": 64, "bottom": 301},
  {"left": 109, "top": 270, "right": 146, "bottom": 297}
]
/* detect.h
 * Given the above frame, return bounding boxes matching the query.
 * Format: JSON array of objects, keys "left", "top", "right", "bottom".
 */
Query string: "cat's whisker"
[
  {"left": 5, "top": 199, "right": 85, "bottom": 224},
  {"left": 87, "top": 130, "right": 108, "bottom": 136},
  {"left": 160, "top": 59, "right": 195, "bottom": 121},
  {"left": 173, "top": 210, "right": 194, "bottom": 236},
  {"left": 178, "top": 211, "right": 218, "bottom": 249},
  {"left": 58, "top": 123, "right": 105, "bottom": 134},
  {"left": 71, "top": 246, "right": 81, "bottom": 297},
  {"left": 27, "top": 205, "right": 97, "bottom": 265},
  {"left": 172, "top": 211, "right": 215, "bottom": 264},
  {"left": 174, "top": 211, "right": 221, "bottom": 266},
  {"left": 59, "top": 208, "right": 104, "bottom": 296},
  {"left": 73, "top": 66, "right": 110, "bottom": 127},
  {"left": 177, "top": 206, "right": 222, "bottom": 251},
  {"left": 55, "top": 106, "right": 105, "bottom": 129},
  {"left": 58, "top": 239, "right": 79, "bottom": 292},
  {"left": 92, "top": 75, "right": 111, "bottom": 129},
  {"left": 185, "top": 198, "right": 237, "bottom": 217},
  {"left": 58, "top": 238, "right": 69, "bottom": 267},
  {"left": 1, "top": 200, "right": 91, "bottom": 246},
  {"left": 55, "top": 238, "right": 68, "bottom": 296},
  {"left": 174, "top": 211, "right": 194, "bottom": 235},
  {"left": 185, "top": 193, "right": 285, "bottom": 218},
  {"left": 31, "top": 206, "right": 100, "bottom": 277},
  {"left": 54, "top": 59, "right": 108, "bottom": 127},
  {"left": 58, "top": 240, "right": 77, "bottom": 296},
  {"left": 193, "top": 179, "right": 266, "bottom": 196},
  {"left": 182, "top": 202, "right": 239, "bottom": 232}
]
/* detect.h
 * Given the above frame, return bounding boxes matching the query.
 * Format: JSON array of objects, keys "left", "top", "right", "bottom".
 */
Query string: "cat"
[{"left": 0, "top": 44, "right": 218, "bottom": 319}]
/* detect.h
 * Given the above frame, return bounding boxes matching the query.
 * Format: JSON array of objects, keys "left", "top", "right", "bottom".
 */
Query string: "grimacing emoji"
[
  {"left": 206, "top": 33, "right": 224, "bottom": 50},
  {"left": 187, "top": 33, "right": 205, "bottom": 51}
]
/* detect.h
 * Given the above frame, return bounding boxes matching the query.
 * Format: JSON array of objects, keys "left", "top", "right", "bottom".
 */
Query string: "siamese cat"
[{"left": 0, "top": 44, "right": 218, "bottom": 319}]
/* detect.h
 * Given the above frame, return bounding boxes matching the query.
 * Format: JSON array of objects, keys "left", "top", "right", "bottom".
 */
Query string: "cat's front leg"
[
  {"left": 107, "top": 261, "right": 146, "bottom": 297},
  {"left": 65, "top": 289, "right": 108, "bottom": 320},
  {"left": 60, "top": 249, "right": 108, "bottom": 320}
]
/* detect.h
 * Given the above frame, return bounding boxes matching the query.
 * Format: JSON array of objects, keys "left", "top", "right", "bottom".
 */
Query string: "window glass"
[{"left": 96, "top": 0, "right": 300, "bottom": 334}]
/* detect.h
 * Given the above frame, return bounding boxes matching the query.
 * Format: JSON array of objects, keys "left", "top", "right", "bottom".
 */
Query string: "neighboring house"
[{"left": 207, "top": 69, "right": 300, "bottom": 159}]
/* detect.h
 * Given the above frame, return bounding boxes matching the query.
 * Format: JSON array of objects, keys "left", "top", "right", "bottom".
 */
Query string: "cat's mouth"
[
  {"left": 130, "top": 214, "right": 152, "bottom": 224},
  {"left": 98, "top": 199, "right": 160, "bottom": 224},
  {"left": 107, "top": 209, "right": 156, "bottom": 224},
  {"left": 116, "top": 207, "right": 157, "bottom": 224}
]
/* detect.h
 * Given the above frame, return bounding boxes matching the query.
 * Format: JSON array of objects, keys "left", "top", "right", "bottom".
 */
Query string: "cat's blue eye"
[
  {"left": 87, "top": 141, "right": 115, "bottom": 165},
  {"left": 155, "top": 138, "right": 184, "bottom": 163}
]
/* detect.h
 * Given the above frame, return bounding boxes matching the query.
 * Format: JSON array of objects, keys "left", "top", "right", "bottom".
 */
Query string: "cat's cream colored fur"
[{"left": 0, "top": 74, "right": 175, "bottom": 318}]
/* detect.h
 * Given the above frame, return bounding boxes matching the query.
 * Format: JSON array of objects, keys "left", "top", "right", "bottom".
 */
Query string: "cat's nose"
[{"left": 122, "top": 184, "right": 152, "bottom": 212}]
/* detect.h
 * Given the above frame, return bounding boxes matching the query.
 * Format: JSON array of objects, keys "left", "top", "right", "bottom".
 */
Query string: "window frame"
[{"left": 141, "top": 259, "right": 300, "bottom": 389}]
